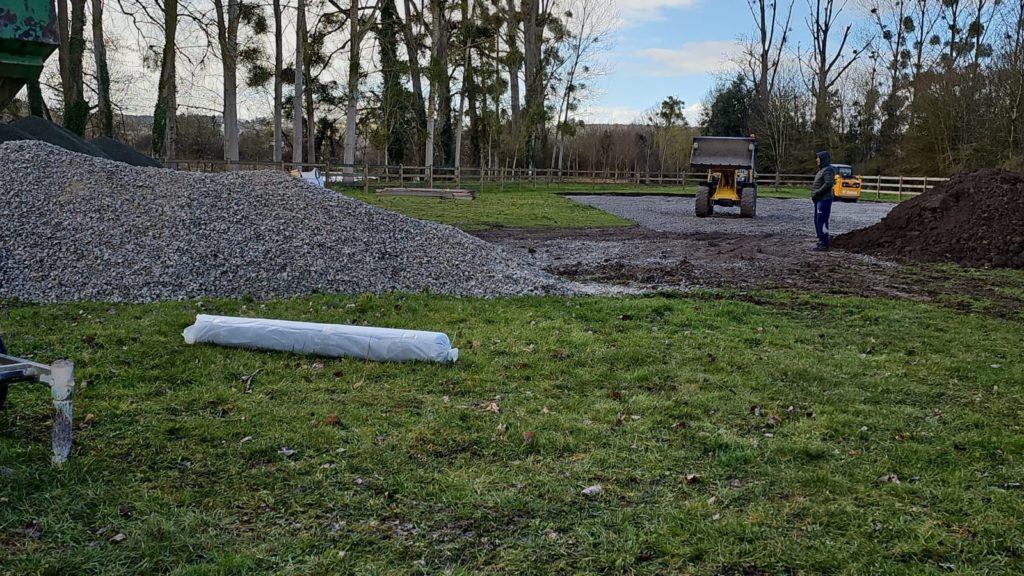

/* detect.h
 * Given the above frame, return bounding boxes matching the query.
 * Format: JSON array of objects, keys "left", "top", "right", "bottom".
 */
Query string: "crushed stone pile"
[
  {"left": 833, "top": 169, "right": 1024, "bottom": 269},
  {"left": 0, "top": 141, "right": 577, "bottom": 303},
  {"left": 12, "top": 116, "right": 109, "bottom": 159},
  {"left": 91, "top": 136, "right": 162, "bottom": 168}
]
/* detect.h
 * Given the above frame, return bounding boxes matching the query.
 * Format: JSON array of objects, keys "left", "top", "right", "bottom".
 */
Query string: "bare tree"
[
  {"left": 551, "top": 0, "right": 615, "bottom": 171},
  {"left": 338, "top": 0, "right": 380, "bottom": 174},
  {"left": 745, "top": 0, "right": 793, "bottom": 119},
  {"left": 213, "top": 0, "right": 241, "bottom": 168},
  {"left": 805, "top": 0, "right": 868, "bottom": 146}
]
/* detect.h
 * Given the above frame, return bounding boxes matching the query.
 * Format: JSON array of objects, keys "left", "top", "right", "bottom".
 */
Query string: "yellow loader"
[{"left": 689, "top": 136, "right": 758, "bottom": 218}]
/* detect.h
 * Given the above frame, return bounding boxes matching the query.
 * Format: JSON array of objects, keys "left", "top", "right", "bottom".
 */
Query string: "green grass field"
[
  {"left": 2, "top": 293, "right": 1022, "bottom": 574},
  {"left": 4, "top": 185, "right": 1022, "bottom": 575}
]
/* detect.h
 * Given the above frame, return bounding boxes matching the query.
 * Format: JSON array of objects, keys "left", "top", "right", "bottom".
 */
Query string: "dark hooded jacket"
[{"left": 810, "top": 150, "right": 835, "bottom": 202}]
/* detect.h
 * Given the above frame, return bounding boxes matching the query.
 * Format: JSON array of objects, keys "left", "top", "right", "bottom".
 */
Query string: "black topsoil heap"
[
  {"left": 3, "top": 117, "right": 160, "bottom": 167},
  {"left": 834, "top": 169, "right": 1024, "bottom": 269},
  {"left": 12, "top": 116, "right": 110, "bottom": 158},
  {"left": 91, "top": 136, "right": 163, "bottom": 168},
  {"left": 0, "top": 123, "right": 35, "bottom": 144}
]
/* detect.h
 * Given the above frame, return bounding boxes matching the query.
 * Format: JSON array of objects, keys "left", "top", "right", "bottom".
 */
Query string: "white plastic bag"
[
  {"left": 182, "top": 315, "right": 458, "bottom": 363},
  {"left": 290, "top": 168, "right": 325, "bottom": 188}
]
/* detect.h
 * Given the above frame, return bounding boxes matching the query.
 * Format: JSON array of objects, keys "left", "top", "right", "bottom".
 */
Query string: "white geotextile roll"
[{"left": 182, "top": 314, "right": 458, "bottom": 363}]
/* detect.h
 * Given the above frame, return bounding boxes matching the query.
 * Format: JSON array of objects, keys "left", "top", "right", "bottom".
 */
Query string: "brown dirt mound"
[{"left": 833, "top": 169, "right": 1024, "bottom": 269}]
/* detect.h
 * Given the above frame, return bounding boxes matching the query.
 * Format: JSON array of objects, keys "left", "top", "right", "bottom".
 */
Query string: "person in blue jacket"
[{"left": 810, "top": 150, "right": 835, "bottom": 251}]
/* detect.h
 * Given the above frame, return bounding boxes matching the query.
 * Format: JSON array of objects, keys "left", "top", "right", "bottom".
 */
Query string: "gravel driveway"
[
  {"left": 567, "top": 195, "right": 893, "bottom": 237},
  {"left": 473, "top": 194, "right": 925, "bottom": 299}
]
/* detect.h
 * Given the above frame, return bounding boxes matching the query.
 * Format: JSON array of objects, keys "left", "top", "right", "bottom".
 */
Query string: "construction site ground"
[{"left": 474, "top": 195, "right": 1024, "bottom": 316}]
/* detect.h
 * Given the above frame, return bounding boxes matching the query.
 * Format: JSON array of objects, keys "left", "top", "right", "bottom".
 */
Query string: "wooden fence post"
[
  {"left": 363, "top": 163, "right": 369, "bottom": 194},
  {"left": 898, "top": 175, "right": 903, "bottom": 200}
]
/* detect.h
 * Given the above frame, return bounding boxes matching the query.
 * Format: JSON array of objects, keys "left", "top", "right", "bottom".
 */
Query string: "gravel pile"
[
  {"left": 91, "top": 136, "right": 163, "bottom": 168},
  {"left": 834, "top": 169, "right": 1024, "bottom": 268},
  {"left": 0, "top": 141, "right": 577, "bottom": 303}
]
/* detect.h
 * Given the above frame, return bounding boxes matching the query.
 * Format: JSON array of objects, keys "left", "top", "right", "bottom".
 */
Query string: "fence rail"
[{"left": 170, "top": 160, "right": 947, "bottom": 199}]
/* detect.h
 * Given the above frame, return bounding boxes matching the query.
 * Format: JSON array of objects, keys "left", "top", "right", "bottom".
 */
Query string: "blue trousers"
[{"left": 814, "top": 199, "right": 833, "bottom": 247}]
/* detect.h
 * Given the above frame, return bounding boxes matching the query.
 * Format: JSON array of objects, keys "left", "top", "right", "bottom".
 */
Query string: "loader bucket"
[
  {"left": 0, "top": 0, "right": 60, "bottom": 108},
  {"left": 689, "top": 137, "right": 757, "bottom": 170}
]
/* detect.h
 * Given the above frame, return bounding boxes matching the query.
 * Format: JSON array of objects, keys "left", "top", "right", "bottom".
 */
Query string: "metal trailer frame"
[{"left": 0, "top": 337, "right": 75, "bottom": 464}]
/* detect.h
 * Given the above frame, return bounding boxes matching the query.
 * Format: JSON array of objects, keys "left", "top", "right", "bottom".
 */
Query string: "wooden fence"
[{"left": 171, "top": 160, "right": 947, "bottom": 200}]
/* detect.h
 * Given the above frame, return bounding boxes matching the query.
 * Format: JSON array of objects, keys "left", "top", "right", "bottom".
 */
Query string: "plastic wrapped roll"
[{"left": 183, "top": 315, "right": 458, "bottom": 363}]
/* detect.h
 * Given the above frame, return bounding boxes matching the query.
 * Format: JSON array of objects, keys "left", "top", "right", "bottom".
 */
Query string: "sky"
[
  {"left": 80, "top": 0, "right": 865, "bottom": 127},
  {"left": 579, "top": 0, "right": 748, "bottom": 125}
]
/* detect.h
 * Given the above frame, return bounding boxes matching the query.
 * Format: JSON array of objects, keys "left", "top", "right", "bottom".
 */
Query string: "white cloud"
[
  {"left": 613, "top": 0, "right": 700, "bottom": 25},
  {"left": 578, "top": 105, "right": 645, "bottom": 125},
  {"left": 683, "top": 102, "right": 704, "bottom": 126},
  {"left": 634, "top": 40, "right": 742, "bottom": 77}
]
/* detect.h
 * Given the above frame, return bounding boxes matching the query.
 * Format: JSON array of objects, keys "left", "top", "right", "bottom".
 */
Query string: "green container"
[{"left": 0, "top": 0, "right": 60, "bottom": 107}]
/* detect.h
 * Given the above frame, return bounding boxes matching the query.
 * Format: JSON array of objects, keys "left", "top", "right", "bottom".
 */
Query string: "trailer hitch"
[{"left": 0, "top": 337, "right": 75, "bottom": 465}]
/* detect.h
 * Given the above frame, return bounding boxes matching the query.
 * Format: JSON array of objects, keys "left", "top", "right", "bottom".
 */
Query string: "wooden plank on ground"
[{"left": 378, "top": 188, "right": 476, "bottom": 200}]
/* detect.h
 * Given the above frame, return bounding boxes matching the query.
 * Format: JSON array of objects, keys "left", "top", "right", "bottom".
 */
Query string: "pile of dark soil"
[
  {"left": 91, "top": 136, "right": 162, "bottom": 168},
  {"left": 11, "top": 116, "right": 109, "bottom": 159},
  {"left": 0, "top": 123, "right": 35, "bottom": 144},
  {"left": 833, "top": 169, "right": 1024, "bottom": 268}
]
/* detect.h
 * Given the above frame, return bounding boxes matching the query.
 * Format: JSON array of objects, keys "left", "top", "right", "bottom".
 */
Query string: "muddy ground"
[{"left": 475, "top": 196, "right": 1023, "bottom": 315}]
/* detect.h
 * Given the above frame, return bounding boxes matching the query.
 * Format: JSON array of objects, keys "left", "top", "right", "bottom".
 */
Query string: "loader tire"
[
  {"left": 740, "top": 186, "right": 757, "bottom": 218},
  {"left": 696, "top": 186, "right": 712, "bottom": 217}
]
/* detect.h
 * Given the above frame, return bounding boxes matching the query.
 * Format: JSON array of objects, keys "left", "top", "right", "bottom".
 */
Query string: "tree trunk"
[
  {"left": 425, "top": 0, "right": 442, "bottom": 167},
  {"left": 27, "top": 80, "right": 47, "bottom": 118},
  {"left": 402, "top": 0, "right": 428, "bottom": 159},
  {"left": 343, "top": 0, "right": 360, "bottom": 175},
  {"left": 505, "top": 0, "right": 521, "bottom": 132},
  {"left": 65, "top": 0, "right": 88, "bottom": 136},
  {"left": 57, "top": 0, "right": 70, "bottom": 99},
  {"left": 214, "top": 0, "right": 240, "bottom": 169},
  {"left": 305, "top": 50, "right": 315, "bottom": 163},
  {"left": 293, "top": 0, "right": 305, "bottom": 166},
  {"left": 462, "top": 0, "right": 480, "bottom": 167},
  {"left": 436, "top": 1, "right": 453, "bottom": 166},
  {"left": 161, "top": 0, "right": 177, "bottom": 166},
  {"left": 91, "top": 0, "right": 113, "bottom": 137},
  {"left": 273, "top": 0, "right": 283, "bottom": 163},
  {"left": 522, "top": 0, "right": 543, "bottom": 165},
  {"left": 380, "top": 0, "right": 407, "bottom": 164}
]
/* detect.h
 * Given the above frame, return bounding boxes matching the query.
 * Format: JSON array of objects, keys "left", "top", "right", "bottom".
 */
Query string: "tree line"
[
  {"left": 4, "top": 0, "right": 1022, "bottom": 177},
  {"left": 703, "top": 0, "right": 1024, "bottom": 175}
]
